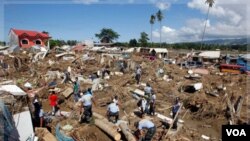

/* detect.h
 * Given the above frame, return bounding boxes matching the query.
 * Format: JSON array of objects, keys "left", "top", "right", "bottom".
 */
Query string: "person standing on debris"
[
  {"left": 63, "top": 70, "right": 72, "bottom": 83},
  {"left": 149, "top": 92, "right": 156, "bottom": 116},
  {"left": 140, "top": 97, "right": 148, "bottom": 118},
  {"left": 78, "top": 90, "right": 96, "bottom": 123},
  {"left": 102, "top": 65, "right": 110, "bottom": 79},
  {"left": 135, "top": 65, "right": 142, "bottom": 85},
  {"left": 75, "top": 77, "right": 80, "bottom": 88},
  {"left": 33, "top": 95, "right": 44, "bottom": 127},
  {"left": 73, "top": 81, "right": 80, "bottom": 102},
  {"left": 120, "top": 61, "right": 125, "bottom": 73},
  {"left": 144, "top": 83, "right": 152, "bottom": 96},
  {"left": 49, "top": 91, "right": 58, "bottom": 116},
  {"left": 107, "top": 102, "right": 120, "bottom": 123},
  {"left": 134, "top": 119, "right": 156, "bottom": 141},
  {"left": 172, "top": 97, "right": 181, "bottom": 130}
]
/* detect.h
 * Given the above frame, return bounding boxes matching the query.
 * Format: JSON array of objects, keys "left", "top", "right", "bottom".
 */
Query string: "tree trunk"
[
  {"left": 119, "top": 122, "right": 137, "bottom": 141},
  {"left": 160, "top": 21, "right": 162, "bottom": 47},
  {"left": 151, "top": 24, "right": 153, "bottom": 47},
  {"left": 200, "top": 6, "right": 210, "bottom": 51},
  {"left": 95, "top": 119, "right": 121, "bottom": 141}
]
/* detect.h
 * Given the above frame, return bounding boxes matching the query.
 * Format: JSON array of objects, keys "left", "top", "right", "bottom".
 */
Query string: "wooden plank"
[
  {"left": 133, "top": 89, "right": 144, "bottom": 96},
  {"left": 62, "top": 87, "right": 73, "bottom": 98}
]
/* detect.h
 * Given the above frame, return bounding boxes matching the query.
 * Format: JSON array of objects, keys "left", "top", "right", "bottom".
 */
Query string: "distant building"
[{"left": 9, "top": 28, "right": 50, "bottom": 48}]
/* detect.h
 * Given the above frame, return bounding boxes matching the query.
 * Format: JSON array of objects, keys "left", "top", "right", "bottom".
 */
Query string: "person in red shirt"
[{"left": 49, "top": 91, "right": 58, "bottom": 116}]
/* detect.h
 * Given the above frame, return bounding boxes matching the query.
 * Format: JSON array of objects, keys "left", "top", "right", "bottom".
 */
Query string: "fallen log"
[
  {"left": 95, "top": 119, "right": 121, "bottom": 141},
  {"left": 93, "top": 112, "right": 120, "bottom": 131},
  {"left": 119, "top": 122, "right": 136, "bottom": 141},
  {"left": 93, "top": 112, "right": 108, "bottom": 121}
]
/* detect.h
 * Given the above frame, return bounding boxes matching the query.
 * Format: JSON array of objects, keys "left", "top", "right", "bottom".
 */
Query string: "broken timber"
[
  {"left": 95, "top": 119, "right": 121, "bottom": 141},
  {"left": 119, "top": 122, "right": 137, "bottom": 141}
]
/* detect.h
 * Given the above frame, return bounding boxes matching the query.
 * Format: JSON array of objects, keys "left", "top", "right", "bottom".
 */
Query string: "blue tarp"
[
  {"left": 0, "top": 100, "right": 16, "bottom": 141},
  {"left": 56, "top": 124, "right": 74, "bottom": 141}
]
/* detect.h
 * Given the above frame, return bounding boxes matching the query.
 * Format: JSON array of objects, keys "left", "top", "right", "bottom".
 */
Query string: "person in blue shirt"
[
  {"left": 107, "top": 102, "right": 119, "bottom": 123},
  {"left": 172, "top": 97, "right": 180, "bottom": 130},
  {"left": 134, "top": 119, "right": 156, "bottom": 141}
]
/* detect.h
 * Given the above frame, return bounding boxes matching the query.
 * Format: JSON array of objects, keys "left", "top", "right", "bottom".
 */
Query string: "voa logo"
[{"left": 226, "top": 129, "right": 246, "bottom": 136}]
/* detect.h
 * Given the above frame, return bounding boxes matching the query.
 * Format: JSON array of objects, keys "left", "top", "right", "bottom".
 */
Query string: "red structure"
[{"left": 9, "top": 28, "right": 50, "bottom": 48}]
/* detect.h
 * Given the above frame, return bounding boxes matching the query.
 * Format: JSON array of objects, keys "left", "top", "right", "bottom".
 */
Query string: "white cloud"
[
  {"left": 72, "top": 0, "right": 99, "bottom": 4},
  {"left": 156, "top": 1, "right": 170, "bottom": 10},
  {"left": 162, "top": 26, "right": 175, "bottom": 33},
  {"left": 151, "top": 0, "right": 249, "bottom": 43},
  {"left": 187, "top": 0, "right": 244, "bottom": 25}
]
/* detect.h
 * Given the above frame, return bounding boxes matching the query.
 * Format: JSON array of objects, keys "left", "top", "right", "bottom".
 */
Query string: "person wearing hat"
[
  {"left": 78, "top": 89, "right": 96, "bottom": 123},
  {"left": 172, "top": 97, "right": 181, "bottom": 130},
  {"left": 134, "top": 119, "right": 156, "bottom": 141}
]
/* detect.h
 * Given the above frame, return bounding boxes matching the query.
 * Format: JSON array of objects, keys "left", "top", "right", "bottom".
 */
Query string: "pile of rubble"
[{"left": 0, "top": 48, "right": 248, "bottom": 141}]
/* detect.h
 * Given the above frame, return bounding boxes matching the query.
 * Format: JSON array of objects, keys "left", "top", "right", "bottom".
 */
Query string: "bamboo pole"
[{"left": 164, "top": 103, "right": 183, "bottom": 139}]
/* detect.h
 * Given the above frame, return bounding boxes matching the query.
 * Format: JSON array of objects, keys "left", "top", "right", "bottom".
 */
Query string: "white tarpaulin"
[
  {"left": 0, "top": 85, "right": 26, "bottom": 96},
  {"left": 198, "top": 51, "right": 220, "bottom": 59},
  {"left": 13, "top": 110, "right": 34, "bottom": 141}
]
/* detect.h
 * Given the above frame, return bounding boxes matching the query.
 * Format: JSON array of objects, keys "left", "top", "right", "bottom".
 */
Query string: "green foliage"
[
  {"left": 67, "top": 40, "right": 77, "bottom": 46},
  {"left": 156, "top": 10, "right": 164, "bottom": 22},
  {"left": 49, "top": 39, "right": 77, "bottom": 49},
  {"left": 115, "top": 42, "right": 129, "bottom": 47},
  {"left": 0, "top": 41, "right": 6, "bottom": 46},
  {"left": 95, "top": 28, "right": 120, "bottom": 43},
  {"left": 138, "top": 32, "right": 149, "bottom": 47},
  {"left": 129, "top": 39, "right": 138, "bottom": 47},
  {"left": 206, "top": 0, "right": 215, "bottom": 7},
  {"left": 150, "top": 14, "right": 156, "bottom": 25}
]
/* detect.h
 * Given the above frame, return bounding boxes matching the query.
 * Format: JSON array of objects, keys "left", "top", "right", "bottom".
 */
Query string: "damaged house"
[{"left": 9, "top": 28, "right": 51, "bottom": 52}]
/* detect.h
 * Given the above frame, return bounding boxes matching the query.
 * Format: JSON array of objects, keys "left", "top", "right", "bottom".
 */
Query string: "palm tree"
[
  {"left": 156, "top": 10, "right": 164, "bottom": 47},
  {"left": 200, "top": 0, "right": 215, "bottom": 50},
  {"left": 150, "top": 14, "right": 156, "bottom": 47}
]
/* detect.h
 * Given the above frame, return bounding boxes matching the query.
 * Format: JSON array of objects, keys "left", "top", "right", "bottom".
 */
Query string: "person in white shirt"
[
  {"left": 134, "top": 119, "right": 156, "bottom": 141},
  {"left": 107, "top": 102, "right": 119, "bottom": 123},
  {"left": 135, "top": 65, "right": 142, "bottom": 85},
  {"left": 78, "top": 91, "right": 95, "bottom": 123},
  {"left": 141, "top": 98, "right": 147, "bottom": 117}
]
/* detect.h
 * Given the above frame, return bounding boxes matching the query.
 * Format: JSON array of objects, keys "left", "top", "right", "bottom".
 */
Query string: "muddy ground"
[{"left": 0, "top": 49, "right": 249, "bottom": 141}]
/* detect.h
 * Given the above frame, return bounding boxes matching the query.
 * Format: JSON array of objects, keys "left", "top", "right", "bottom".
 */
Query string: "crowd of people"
[{"left": 27, "top": 63, "right": 181, "bottom": 141}]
